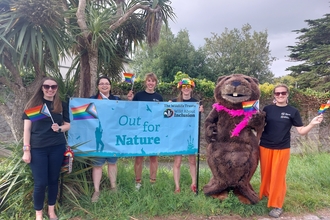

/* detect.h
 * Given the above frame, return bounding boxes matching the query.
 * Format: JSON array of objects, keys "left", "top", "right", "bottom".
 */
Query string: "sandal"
[
  {"left": 174, "top": 188, "right": 180, "bottom": 194},
  {"left": 190, "top": 184, "right": 197, "bottom": 193},
  {"left": 269, "top": 208, "right": 283, "bottom": 218}
]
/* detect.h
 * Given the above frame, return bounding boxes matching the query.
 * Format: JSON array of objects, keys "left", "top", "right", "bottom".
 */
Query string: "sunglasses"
[
  {"left": 42, "top": 84, "right": 58, "bottom": 90},
  {"left": 181, "top": 85, "right": 192, "bottom": 89},
  {"left": 274, "top": 91, "right": 287, "bottom": 96}
]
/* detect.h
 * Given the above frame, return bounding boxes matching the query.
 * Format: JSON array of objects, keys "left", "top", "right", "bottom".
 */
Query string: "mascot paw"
[
  {"left": 248, "top": 111, "right": 266, "bottom": 128},
  {"left": 205, "top": 124, "right": 217, "bottom": 143}
]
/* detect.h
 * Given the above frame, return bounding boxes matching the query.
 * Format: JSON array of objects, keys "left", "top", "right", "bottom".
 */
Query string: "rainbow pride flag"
[
  {"left": 25, "top": 104, "right": 50, "bottom": 122},
  {"left": 123, "top": 73, "right": 135, "bottom": 84},
  {"left": 318, "top": 104, "right": 330, "bottom": 114},
  {"left": 71, "top": 103, "right": 98, "bottom": 120},
  {"left": 242, "top": 100, "right": 259, "bottom": 112}
]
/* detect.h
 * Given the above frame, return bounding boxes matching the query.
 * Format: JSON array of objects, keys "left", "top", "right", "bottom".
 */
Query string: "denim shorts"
[{"left": 92, "top": 157, "right": 118, "bottom": 166}]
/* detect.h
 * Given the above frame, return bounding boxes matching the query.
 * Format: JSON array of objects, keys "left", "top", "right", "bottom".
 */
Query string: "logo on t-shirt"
[{"left": 281, "top": 112, "right": 291, "bottom": 119}]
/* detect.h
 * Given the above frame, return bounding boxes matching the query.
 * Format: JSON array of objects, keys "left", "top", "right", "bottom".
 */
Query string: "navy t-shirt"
[
  {"left": 260, "top": 104, "right": 303, "bottom": 149},
  {"left": 133, "top": 90, "right": 163, "bottom": 102},
  {"left": 22, "top": 99, "right": 70, "bottom": 148}
]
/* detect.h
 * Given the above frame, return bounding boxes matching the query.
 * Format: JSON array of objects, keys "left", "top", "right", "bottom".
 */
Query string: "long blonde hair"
[{"left": 25, "top": 77, "right": 62, "bottom": 113}]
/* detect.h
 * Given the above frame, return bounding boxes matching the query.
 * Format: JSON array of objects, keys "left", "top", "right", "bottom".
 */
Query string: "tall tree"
[
  {"left": 0, "top": 0, "right": 175, "bottom": 141},
  {"left": 73, "top": 0, "right": 175, "bottom": 97},
  {"left": 131, "top": 28, "right": 208, "bottom": 82},
  {"left": 286, "top": 14, "right": 330, "bottom": 91},
  {"left": 0, "top": 0, "right": 70, "bottom": 141},
  {"left": 203, "top": 23, "right": 275, "bottom": 83}
]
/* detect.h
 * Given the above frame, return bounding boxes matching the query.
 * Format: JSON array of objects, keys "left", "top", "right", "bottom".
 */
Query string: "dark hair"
[
  {"left": 96, "top": 76, "right": 111, "bottom": 86},
  {"left": 96, "top": 76, "right": 112, "bottom": 96},
  {"left": 25, "top": 77, "right": 62, "bottom": 113}
]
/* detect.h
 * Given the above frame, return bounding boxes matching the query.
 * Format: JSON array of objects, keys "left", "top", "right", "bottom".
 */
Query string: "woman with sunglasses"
[
  {"left": 259, "top": 84, "right": 323, "bottom": 218},
  {"left": 90, "top": 76, "right": 133, "bottom": 202},
  {"left": 170, "top": 78, "right": 204, "bottom": 193},
  {"left": 22, "top": 77, "right": 70, "bottom": 220}
]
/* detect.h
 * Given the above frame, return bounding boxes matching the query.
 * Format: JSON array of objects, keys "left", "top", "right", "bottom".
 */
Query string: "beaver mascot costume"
[{"left": 204, "top": 74, "right": 265, "bottom": 204}]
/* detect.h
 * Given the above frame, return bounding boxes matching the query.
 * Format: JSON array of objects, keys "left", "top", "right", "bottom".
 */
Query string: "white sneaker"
[{"left": 135, "top": 182, "right": 142, "bottom": 190}]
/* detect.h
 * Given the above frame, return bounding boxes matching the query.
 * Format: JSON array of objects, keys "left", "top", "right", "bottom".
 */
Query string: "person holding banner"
[
  {"left": 132, "top": 73, "right": 163, "bottom": 190},
  {"left": 90, "top": 76, "right": 133, "bottom": 202},
  {"left": 170, "top": 78, "right": 204, "bottom": 193},
  {"left": 259, "top": 84, "right": 323, "bottom": 218},
  {"left": 22, "top": 77, "right": 70, "bottom": 220}
]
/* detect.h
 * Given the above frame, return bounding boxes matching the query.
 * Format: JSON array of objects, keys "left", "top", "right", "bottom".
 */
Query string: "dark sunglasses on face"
[
  {"left": 42, "top": 84, "right": 58, "bottom": 90},
  {"left": 274, "top": 91, "right": 287, "bottom": 96}
]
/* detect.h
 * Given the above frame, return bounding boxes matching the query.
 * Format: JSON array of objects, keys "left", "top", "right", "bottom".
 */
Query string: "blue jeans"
[{"left": 29, "top": 144, "right": 66, "bottom": 210}]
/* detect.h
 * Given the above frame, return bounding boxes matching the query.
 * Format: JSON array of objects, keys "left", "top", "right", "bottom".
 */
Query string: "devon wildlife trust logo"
[{"left": 163, "top": 108, "right": 174, "bottom": 118}]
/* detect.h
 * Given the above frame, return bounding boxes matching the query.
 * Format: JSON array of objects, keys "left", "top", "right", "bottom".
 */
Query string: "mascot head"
[{"left": 214, "top": 74, "right": 260, "bottom": 109}]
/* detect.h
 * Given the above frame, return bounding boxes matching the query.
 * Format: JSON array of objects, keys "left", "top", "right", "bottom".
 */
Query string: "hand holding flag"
[{"left": 123, "top": 73, "right": 136, "bottom": 90}]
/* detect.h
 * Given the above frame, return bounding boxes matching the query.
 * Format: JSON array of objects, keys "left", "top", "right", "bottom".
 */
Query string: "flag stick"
[{"left": 196, "top": 101, "right": 202, "bottom": 195}]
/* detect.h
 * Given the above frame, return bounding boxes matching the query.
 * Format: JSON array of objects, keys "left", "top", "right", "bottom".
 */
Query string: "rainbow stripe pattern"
[
  {"left": 123, "top": 73, "right": 135, "bottom": 83},
  {"left": 242, "top": 100, "right": 259, "bottom": 112},
  {"left": 25, "top": 104, "right": 50, "bottom": 122},
  {"left": 71, "top": 103, "right": 98, "bottom": 120},
  {"left": 318, "top": 104, "right": 330, "bottom": 114}
]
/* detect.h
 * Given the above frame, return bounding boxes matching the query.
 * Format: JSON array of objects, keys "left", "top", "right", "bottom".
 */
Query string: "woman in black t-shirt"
[
  {"left": 259, "top": 84, "right": 323, "bottom": 218},
  {"left": 22, "top": 77, "right": 70, "bottom": 220}
]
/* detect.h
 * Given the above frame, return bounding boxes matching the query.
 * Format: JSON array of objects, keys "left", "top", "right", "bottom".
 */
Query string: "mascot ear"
[
  {"left": 252, "top": 77, "right": 259, "bottom": 85},
  {"left": 217, "top": 76, "right": 227, "bottom": 84}
]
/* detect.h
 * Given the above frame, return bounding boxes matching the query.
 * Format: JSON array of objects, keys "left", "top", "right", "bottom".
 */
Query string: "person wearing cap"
[{"left": 170, "top": 78, "right": 204, "bottom": 193}]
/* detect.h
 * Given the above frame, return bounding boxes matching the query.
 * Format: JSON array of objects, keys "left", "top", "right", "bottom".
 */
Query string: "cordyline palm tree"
[
  {"left": 0, "top": 0, "right": 175, "bottom": 140},
  {"left": 0, "top": 0, "right": 72, "bottom": 141},
  {"left": 68, "top": 0, "right": 175, "bottom": 97}
]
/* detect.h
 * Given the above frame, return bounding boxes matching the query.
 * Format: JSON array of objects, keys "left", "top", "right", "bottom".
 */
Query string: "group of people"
[{"left": 22, "top": 74, "right": 323, "bottom": 220}]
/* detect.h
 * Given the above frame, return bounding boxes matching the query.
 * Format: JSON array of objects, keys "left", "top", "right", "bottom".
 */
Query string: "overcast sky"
[{"left": 168, "top": 0, "right": 329, "bottom": 77}]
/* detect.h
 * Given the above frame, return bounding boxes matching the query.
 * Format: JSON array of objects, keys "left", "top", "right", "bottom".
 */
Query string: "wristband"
[
  {"left": 58, "top": 127, "right": 62, "bottom": 133},
  {"left": 23, "top": 145, "right": 30, "bottom": 151}
]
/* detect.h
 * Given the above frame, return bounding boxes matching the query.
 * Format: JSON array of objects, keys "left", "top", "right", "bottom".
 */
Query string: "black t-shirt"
[
  {"left": 171, "top": 97, "right": 198, "bottom": 103},
  {"left": 260, "top": 104, "right": 303, "bottom": 149},
  {"left": 22, "top": 99, "right": 70, "bottom": 148},
  {"left": 133, "top": 90, "right": 163, "bottom": 102}
]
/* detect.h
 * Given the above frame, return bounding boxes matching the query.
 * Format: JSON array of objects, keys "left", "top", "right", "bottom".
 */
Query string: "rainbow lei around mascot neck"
[{"left": 212, "top": 103, "right": 257, "bottom": 137}]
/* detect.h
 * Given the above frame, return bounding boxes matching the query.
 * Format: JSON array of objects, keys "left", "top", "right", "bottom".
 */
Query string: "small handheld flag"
[
  {"left": 40, "top": 103, "right": 55, "bottom": 123},
  {"left": 25, "top": 104, "right": 53, "bottom": 122},
  {"left": 242, "top": 100, "right": 259, "bottom": 112},
  {"left": 71, "top": 103, "right": 98, "bottom": 120},
  {"left": 123, "top": 72, "right": 136, "bottom": 90},
  {"left": 318, "top": 104, "right": 330, "bottom": 114}
]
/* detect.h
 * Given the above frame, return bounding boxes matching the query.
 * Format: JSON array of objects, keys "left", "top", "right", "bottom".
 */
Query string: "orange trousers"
[{"left": 259, "top": 146, "right": 290, "bottom": 208}]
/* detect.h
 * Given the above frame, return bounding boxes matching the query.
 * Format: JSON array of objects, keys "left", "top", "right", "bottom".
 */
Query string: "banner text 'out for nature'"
[{"left": 68, "top": 98, "right": 200, "bottom": 157}]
